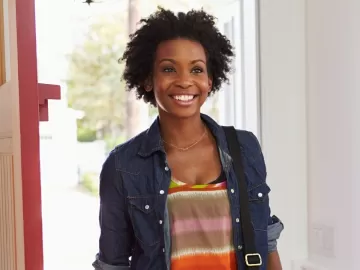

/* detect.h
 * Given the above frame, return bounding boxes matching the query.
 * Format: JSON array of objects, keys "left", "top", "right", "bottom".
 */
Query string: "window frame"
[{"left": 216, "top": 0, "right": 262, "bottom": 142}]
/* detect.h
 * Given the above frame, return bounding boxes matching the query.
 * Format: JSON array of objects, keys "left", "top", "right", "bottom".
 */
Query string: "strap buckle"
[{"left": 245, "top": 253, "right": 262, "bottom": 267}]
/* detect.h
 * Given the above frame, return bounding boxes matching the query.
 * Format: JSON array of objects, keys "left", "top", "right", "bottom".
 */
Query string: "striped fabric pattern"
[{"left": 168, "top": 178, "right": 237, "bottom": 270}]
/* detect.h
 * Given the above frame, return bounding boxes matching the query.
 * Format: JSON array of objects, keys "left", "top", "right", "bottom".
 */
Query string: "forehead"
[{"left": 155, "top": 39, "right": 207, "bottom": 62}]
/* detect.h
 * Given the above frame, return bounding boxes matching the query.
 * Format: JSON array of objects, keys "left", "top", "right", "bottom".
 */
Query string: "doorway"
[{"left": 36, "top": 0, "right": 260, "bottom": 269}]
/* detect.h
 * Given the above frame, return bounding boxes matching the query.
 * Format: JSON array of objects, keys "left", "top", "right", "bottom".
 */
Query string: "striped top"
[{"left": 167, "top": 173, "right": 237, "bottom": 270}]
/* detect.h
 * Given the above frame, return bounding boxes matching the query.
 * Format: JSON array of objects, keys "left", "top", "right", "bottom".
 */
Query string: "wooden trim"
[
  {"left": 0, "top": 0, "right": 5, "bottom": 85},
  {"left": 15, "top": 0, "right": 44, "bottom": 269},
  {"left": 0, "top": 154, "right": 17, "bottom": 270}
]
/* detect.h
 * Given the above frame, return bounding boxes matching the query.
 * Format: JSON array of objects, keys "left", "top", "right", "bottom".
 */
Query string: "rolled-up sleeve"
[
  {"left": 246, "top": 132, "right": 284, "bottom": 254},
  {"left": 93, "top": 254, "right": 130, "bottom": 270},
  {"left": 267, "top": 215, "right": 284, "bottom": 253},
  {"left": 92, "top": 152, "right": 134, "bottom": 270}
]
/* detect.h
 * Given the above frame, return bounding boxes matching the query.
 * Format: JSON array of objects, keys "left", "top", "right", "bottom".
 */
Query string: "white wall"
[
  {"left": 259, "top": 1, "right": 308, "bottom": 269},
  {"left": 259, "top": 0, "right": 360, "bottom": 269},
  {"left": 306, "top": 0, "right": 360, "bottom": 269}
]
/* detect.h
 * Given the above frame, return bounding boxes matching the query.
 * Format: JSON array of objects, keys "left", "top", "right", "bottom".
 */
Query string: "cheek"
[
  {"left": 152, "top": 79, "right": 170, "bottom": 105},
  {"left": 153, "top": 75, "right": 171, "bottom": 92},
  {"left": 196, "top": 78, "right": 211, "bottom": 94}
]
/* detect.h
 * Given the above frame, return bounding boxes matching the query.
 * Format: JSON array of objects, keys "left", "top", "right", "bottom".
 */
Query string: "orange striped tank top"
[{"left": 167, "top": 172, "right": 237, "bottom": 270}]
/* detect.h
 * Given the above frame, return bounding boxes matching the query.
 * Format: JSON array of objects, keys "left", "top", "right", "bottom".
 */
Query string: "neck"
[{"left": 158, "top": 112, "right": 205, "bottom": 148}]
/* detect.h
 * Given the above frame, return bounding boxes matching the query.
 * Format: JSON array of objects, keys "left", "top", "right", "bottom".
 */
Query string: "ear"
[
  {"left": 144, "top": 77, "right": 153, "bottom": 92},
  {"left": 208, "top": 77, "right": 213, "bottom": 92},
  {"left": 144, "top": 84, "right": 153, "bottom": 92}
]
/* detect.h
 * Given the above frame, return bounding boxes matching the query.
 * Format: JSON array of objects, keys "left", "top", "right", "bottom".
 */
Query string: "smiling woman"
[
  {"left": 0, "top": 0, "right": 5, "bottom": 85},
  {"left": 93, "top": 7, "right": 283, "bottom": 270}
]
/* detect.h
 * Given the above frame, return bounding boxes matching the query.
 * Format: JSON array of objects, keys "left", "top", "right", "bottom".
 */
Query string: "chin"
[{"left": 162, "top": 107, "right": 200, "bottom": 119}]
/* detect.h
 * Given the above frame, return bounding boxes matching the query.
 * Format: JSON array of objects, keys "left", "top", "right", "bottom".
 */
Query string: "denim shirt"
[{"left": 93, "top": 114, "right": 284, "bottom": 270}]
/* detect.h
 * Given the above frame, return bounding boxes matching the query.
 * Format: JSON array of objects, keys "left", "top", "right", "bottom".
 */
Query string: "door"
[
  {"left": 16, "top": 0, "right": 61, "bottom": 269},
  {"left": 17, "top": 1, "right": 44, "bottom": 268},
  {"left": 0, "top": 0, "right": 60, "bottom": 270}
]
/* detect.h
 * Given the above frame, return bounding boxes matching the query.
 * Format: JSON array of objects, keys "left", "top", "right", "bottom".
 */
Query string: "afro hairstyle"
[{"left": 121, "top": 7, "right": 234, "bottom": 106}]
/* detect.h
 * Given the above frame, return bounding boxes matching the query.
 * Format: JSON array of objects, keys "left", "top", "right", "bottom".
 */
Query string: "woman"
[{"left": 93, "top": 7, "right": 283, "bottom": 270}]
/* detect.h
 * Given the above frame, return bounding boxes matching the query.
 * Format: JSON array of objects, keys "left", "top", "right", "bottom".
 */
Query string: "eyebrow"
[{"left": 158, "top": 58, "right": 206, "bottom": 64}]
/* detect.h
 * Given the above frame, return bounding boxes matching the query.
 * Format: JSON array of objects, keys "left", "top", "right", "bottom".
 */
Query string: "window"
[{"left": 216, "top": 0, "right": 261, "bottom": 139}]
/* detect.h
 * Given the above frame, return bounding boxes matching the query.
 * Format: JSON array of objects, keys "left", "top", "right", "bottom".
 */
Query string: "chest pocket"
[
  {"left": 128, "top": 195, "right": 161, "bottom": 247},
  {"left": 248, "top": 183, "right": 271, "bottom": 231}
]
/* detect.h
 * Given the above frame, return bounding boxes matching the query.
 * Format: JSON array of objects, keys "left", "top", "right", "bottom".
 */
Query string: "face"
[{"left": 149, "top": 39, "right": 212, "bottom": 119}]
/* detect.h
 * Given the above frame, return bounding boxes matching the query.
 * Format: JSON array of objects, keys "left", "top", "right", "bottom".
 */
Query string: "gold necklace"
[{"left": 162, "top": 126, "right": 207, "bottom": 151}]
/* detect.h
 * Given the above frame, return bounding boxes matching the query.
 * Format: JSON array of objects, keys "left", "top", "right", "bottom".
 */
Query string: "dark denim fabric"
[{"left": 93, "top": 114, "right": 284, "bottom": 270}]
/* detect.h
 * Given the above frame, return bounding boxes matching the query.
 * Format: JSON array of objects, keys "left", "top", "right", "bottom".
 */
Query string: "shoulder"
[
  {"left": 99, "top": 132, "right": 149, "bottom": 198},
  {"left": 234, "top": 129, "right": 267, "bottom": 178},
  {"left": 112, "top": 130, "right": 148, "bottom": 157},
  {"left": 235, "top": 130, "right": 261, "bottom": 149},
  {"left": 235, "top": 130, "right": 263, "bottom": 158},
  {"left": 102, "top": 130, "right": 149, "bottom": 174}
]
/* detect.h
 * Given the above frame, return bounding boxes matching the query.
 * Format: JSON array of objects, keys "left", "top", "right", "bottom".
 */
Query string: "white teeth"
[{"left": 173, "top": 95, "right": 195, "bottom": 101}]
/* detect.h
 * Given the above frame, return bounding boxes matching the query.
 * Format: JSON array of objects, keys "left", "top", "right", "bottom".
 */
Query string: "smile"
[
  {"left": 172, "top": 95, "right": 196, "bottom": 101},
  {"left": 170, "top": 94, "right": 198, "bottom": 106}
]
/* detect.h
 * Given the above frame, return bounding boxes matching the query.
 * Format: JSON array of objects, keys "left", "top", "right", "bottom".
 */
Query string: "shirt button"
[
  {"left": 230, "top": 189, "right": 235, "bottom": 193},
  {"left": 238, "top": 245, "right": 243, "bottom": 250},
  {"left": 162, "top": 248, "right": 165, "bottom": 252},
  {"left": 236, "top": 218, "right": 240, "bottom": 223},
  {"left": 159, "top": 190, "right": 164, "bottom": 195},
  {"left": 165, "top": 166, "right": 169, "bottom": 171},
  {"left": 258, "top": 192, "right": 263, "bottom": 198},
  {"left": 145, "top": 205, "right": 150, "bottom": 210},
  {"left": 159, "top": 220, "right": 163, "bottom": 224}
]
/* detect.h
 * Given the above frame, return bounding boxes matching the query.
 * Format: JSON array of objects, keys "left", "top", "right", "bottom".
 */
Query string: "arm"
[
  {"left": 245, "top": 131, "right": 284, "bottom": 270},
  {"left": 267, "top": 250, "right": 282, "bottom": 270},
  {"left": 247, "top": 132, "right": 284, "bottom": 270},
  {"left": 92, "top": 152, "right": 134, "bottom": 270}
]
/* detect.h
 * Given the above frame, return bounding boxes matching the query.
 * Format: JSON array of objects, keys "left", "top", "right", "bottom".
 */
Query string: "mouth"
[{"left": 170, "top": 94, "right": 198, "bottom": 106}]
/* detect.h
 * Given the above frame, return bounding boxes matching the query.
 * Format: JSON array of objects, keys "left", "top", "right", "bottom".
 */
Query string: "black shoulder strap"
[{"left": 223, "top": 126, "right": 262, "bottom": 269}]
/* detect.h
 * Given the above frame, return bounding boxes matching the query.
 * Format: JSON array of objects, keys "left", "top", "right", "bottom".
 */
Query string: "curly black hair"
[{"left": 121, "top": 7, "right": 234, "bottom": 106}]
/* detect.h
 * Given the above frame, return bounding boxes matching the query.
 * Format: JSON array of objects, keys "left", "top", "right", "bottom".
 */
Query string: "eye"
[
  {"left": 191, "top": 67, "right": 204, "bottom": 74},
  {"left": 162, "top": 67, "right": 175, "bottom": 73}
]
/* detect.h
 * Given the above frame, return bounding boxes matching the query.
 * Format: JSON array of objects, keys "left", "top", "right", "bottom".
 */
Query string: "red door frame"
[
  {"left": 16, "top": 0, "right": 60, "bottom": 269},
  {"left": 16, "top": 0, "right": 43, "bottom": 269}
]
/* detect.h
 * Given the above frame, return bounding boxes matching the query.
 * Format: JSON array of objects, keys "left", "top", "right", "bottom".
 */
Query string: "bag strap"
[{"left": 223, "top": 126, "right": 262, "bottom": 269}]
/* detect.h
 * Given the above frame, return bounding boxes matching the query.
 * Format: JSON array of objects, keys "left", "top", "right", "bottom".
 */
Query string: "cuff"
[
  {"left": 92, "top": 254, "right": 130, "bottom": 270},
  {"left": 267, "top": 215, "right": 284, "bottom": 253}
]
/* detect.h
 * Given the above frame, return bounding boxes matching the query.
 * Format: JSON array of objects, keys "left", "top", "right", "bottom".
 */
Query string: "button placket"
[{"left": 159, "top": 166, "right": 167, "bottom": 227}]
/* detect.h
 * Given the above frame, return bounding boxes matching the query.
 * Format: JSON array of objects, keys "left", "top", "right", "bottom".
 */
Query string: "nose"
[{"left": 174, "top": 72, "right": 193, "bottom": 89}]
